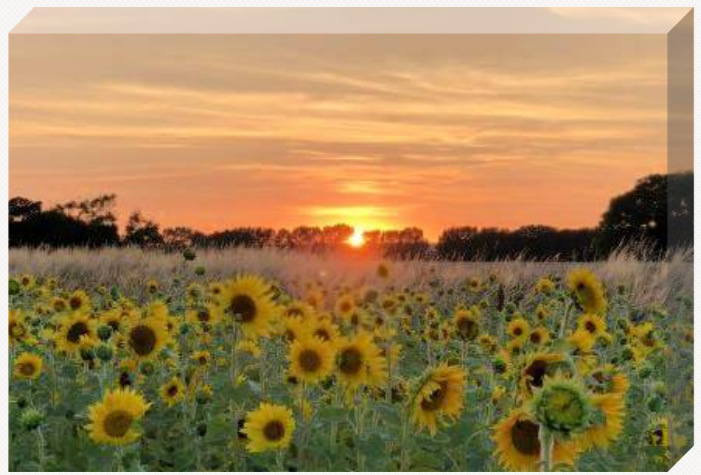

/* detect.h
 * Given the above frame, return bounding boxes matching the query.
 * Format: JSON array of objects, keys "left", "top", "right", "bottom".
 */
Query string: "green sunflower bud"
[
  {"left": 195, "top": 266, "right": 206, "bottom": 276},
  {"left": 647, "top": 394, "right": 666, "bottom": 413},
  {"left": 20, "top": 408, "right": 44, "bottom": 431},
  {"left": 96, "top": 344, "right": 113, "bottom": 362},
  {"left": 97, "top": 325, "right": 113, "bottom": 341},
  {"left": 533, "top": 377, "right": 592, "bottom": 436},
  {"left": 183, "top": 248, "right": 197, "bottom": 261}
]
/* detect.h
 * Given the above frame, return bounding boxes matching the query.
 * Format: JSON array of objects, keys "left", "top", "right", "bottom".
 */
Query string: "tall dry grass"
[{"left": 9, "top": 246, "right": 692, "bottom": 309}]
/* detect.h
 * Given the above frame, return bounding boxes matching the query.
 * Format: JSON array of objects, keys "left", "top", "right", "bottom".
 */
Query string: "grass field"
[{"left": 8, "top": 247, "right": 693, "bottom": 471}]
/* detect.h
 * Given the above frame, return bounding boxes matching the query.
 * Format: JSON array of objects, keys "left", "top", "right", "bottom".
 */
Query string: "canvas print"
[{"left": 8, "top": 7, "right": 693, "bottom": 472}]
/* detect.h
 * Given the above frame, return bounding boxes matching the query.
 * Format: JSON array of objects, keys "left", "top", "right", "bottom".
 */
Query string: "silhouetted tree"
[
  {"left": 9, "top": 197, "right": 42, "bottom": 223},
  {"left": 162, "top": 227, "right": 203, "bottom": 250},
  {"left": 124, "top": 212, "right": 163, "bottom": 248},
  {"left": 596, "top": 173, "right": 692, "bottom": 256}
]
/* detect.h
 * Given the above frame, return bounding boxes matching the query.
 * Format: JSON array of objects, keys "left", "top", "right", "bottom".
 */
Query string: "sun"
[{"left": 347, "top": 227, "right": 366, "bottom": 248}]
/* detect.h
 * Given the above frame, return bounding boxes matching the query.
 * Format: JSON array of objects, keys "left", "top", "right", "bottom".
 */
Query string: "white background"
[{"left": 0, "top": 1, "right": 698, "bottom": 474}]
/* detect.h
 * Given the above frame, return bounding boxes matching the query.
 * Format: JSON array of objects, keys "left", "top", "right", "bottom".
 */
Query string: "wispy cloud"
[{"left": 9, "top": 34, "right": 667, "bottom": 239}]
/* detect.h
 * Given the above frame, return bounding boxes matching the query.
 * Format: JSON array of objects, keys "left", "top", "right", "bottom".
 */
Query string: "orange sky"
[{"left": 10, "top": 33, "right": 667, "bottom": 241}]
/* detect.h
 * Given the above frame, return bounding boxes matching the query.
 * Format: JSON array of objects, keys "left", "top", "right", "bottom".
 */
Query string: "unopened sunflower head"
[{"left": 532, "top": 373, "right": 593, "bottom": 437}]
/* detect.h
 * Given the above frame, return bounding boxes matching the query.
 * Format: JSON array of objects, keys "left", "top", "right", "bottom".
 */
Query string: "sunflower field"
[{"left": 8, "top": 249, "right": 693, "bottom": 471}]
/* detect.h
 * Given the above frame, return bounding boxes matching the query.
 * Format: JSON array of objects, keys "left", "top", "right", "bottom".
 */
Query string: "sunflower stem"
[
  {"left": 539, "top": 427, "right": 554, "bottom": 472},
  {"left": 36, "top": 426, "right": 46, "bottom": 471},
  {"left": 558, "top": 301, "right": 573, "bottom": 339},
  {"left": 230, "top": 325, "right": 240, "bottom": 387}
]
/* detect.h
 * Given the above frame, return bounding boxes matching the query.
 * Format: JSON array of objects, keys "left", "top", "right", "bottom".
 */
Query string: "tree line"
[{"left": 8, "top": 172, "right": 692, "bottom": 260}]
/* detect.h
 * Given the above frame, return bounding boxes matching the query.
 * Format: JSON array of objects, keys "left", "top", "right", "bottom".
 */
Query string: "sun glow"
[{"left": 347, "top": 227, "right": 366, "bottom": 248}]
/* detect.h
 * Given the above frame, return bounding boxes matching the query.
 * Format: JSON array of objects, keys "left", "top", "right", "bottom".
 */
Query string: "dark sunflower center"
[
  {"left": 350, "top": 314, "right": 359, "bottom": 326},
  {"left": 530, "top": 332, "right": 542, "bottom": 344},
  {"left": 229, "top": 295, "right": 257, "bottom": 323},
  {"left": 103, "top": 410, "right": 134, "bottom": 438},
  {"left": 513, "top": 327, "right": 523, "bottom": 336},
  {"left": 167, "top": 384, "right": 179, "bottom": 397},
  {"left": 457, "top": 318, "right": 478, "bottom": 340},
  {"left": 263, "top": 420, "right": 285, "bottom": 441},
  {"left": 18, "top": 362, "right": 36, "bottom": 376},
  {"left": 288, "top": 308, "right": 303, "bottom": 318},
  {"left": 129, "top": 325, "right": 157, "bottom": 356},
  {"left": 108, "top": 320, "right": 120, "bottom": 331},
  {"left": 525, "top": 359, "right": 548, "bottom": 389},
  {"left": 299, "top": 349, "right": 322, "bottom": 372},
  {"left": 54, "top": 300, "right": 66, "bottom": 312},
  {"left": 511, "top": 419, "right": 540, "bottom": 455},
  {"left": 420, "top": 382, "right": 448, "bottom": 411},
  {"left": 69, "top": 296, "right": 82, "bottom": 310},
  {"left": 197, "top": 310, "right": 210, "bottom": 322},
  {"left": 198, "top": 356, "right": 208, "bottom": 365},
  {"left": 21, "top": 277, "right": 30, "bottom": 285},
  {"left": 314, "top": 329, "right": 330, "bottom": 341},
  {"left": 577, "top": 282, "right": 586, "bottom": 291},
  {"left": 585, "top": 321, "right": 597, "bottom": 334},
  {"left": 339, "top": 347, "right": 363, "bottom": 375},
  {"left": 340, "top": 302, "right": 352, "bottom": 313},
  {"left": 67, "top": 322, "right": 89, "bottom": 343}
]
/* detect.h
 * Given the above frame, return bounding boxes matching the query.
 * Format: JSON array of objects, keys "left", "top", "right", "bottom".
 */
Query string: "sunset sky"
[{"left": 10, "top": 28, "right": 669, "bottom": 240}]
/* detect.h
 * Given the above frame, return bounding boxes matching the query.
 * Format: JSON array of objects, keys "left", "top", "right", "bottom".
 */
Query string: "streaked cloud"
[{"left": 9, "top": 34, "right": 667, "bottom": 239}]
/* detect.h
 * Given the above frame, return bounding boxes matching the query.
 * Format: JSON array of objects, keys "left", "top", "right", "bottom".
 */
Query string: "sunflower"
[
  {"left": 288, "top": 336, "right": 335, "bottom": 384},
  {"left": 191, "top": 350, "right": 211, "bottom": 367},
  {"left": 453, "top": 307, "right": 479, "bottom": 341},
  {"left": 478, "top": 334, "right": 498, "bottom": 353},
  {"left": 19, "top": 274, "right": 35, "bottom": 290},
  {"left": 86, "top": 387, "right": 151, "bottom": 446},
  {"left": 309, "top": 317, "right": 341, "bottom": 343},
  {"left": 283, "top": 301, "right": 315, "bottom": 322},
  {"left": 51, "top": 297, "right": 68, "bottom": 314},
  {"left": 492, "top": 408, "right": 579, "bottom": 471},
  {"left": 535, "top": 277, "right": 556, "bottom": 295},
  {"left": 344, "top": 308, "right": 369, "bottom": 330},
  {"left": 9, "top": 309, "right": 29, "bottom": 346},
  {"left": 519, "top": 352, "right": 567, "bottom": 397},
  {"left": 67, "top": 290, "right": 92, "bottom": 313},
  {"left": 507, "top": 317, "right": 530, "bottom": 339},
  {"left": 577, "top": 314, "right": 608, "bottom": 338},
  {"left": 186, "top": 304, "right": 220, "bottom": 328},
  {"left": 647, "top": 417, "right": 668, "bottom": 447},
  {"left": 334, "top": 294, "right": 356, "bottom": 320},
  {"left": 125, "top": 316, "right": 170, "bottom": 361},
  {"left": 215, "top": 275, "right": 279, "bottom": 337},
  {"left": 380, "top": 295, "right": 399, "bottom": 315},
  {"left": 55, "top": 312, "right": 97, "bottom": 355},
  {"left": 159, "top": 377, "right": 185, "bottom": 407},
  {"left": 411, "top": 363, "right": 466, "bottom": 435},
  {"left": 528, "top": 327, "right": 550, "bottom": 346},
  {"left": 280, "top": 316, "right": 310, "bottom": 343},
  {"left": 241, "top": 403, "right": 296, "bottom": 453},
  {"left": 13, "top": 352, "right": 43, "bottom": 380},
  {"left": 334, "top": 332, "right": 386, "bottom": 390},
  {"left": 588, "top": 365, "right": 629, "bottom": 395},
  {"left": 535, "top": 304, "right": 550, "bottom": 322},
  {"left": 567, "top": 268, "right": 607, "bottom": 315},
  {"left": 532, "top": 374, "right": 593, "bottom": 436},
  {"left": 577, "top": 391, "right": 626, "bottom": 450},
  {"left": 567, "top": 329, "right": 596, "bottom": 353}
]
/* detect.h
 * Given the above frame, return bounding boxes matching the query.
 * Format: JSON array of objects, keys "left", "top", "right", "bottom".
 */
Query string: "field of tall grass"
[{"left": 8, "top": 246, "right": 693, "bottom": 471}]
